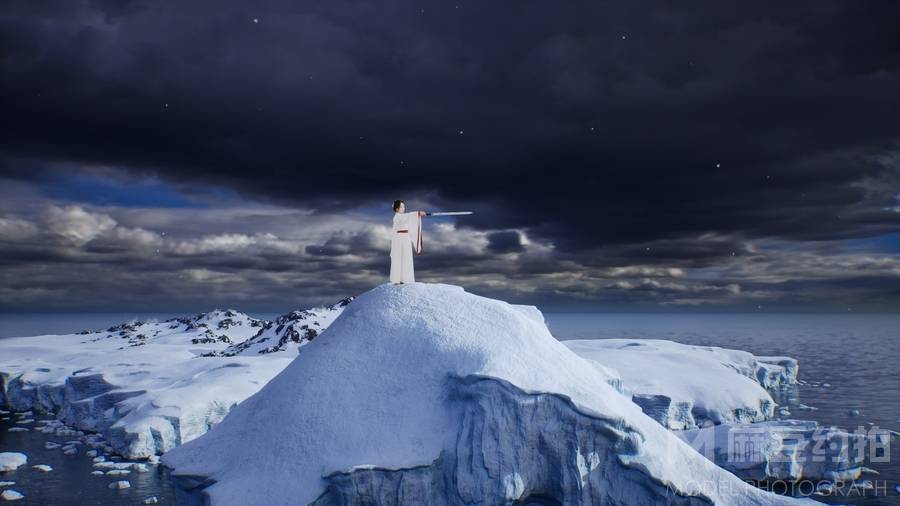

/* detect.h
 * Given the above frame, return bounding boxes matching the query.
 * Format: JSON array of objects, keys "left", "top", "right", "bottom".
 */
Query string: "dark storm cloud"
[
  {"left": 3, "top": 0, "right": 900, "bottom": 254},
  {"left": 1, "top": 1, "right": 900, "bottom": 312},
  {"left": 486, "top": 231, "right": 525, "bottom": 254}
]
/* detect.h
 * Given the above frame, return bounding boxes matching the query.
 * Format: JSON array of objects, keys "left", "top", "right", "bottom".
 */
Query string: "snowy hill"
[{"left": 161, "top": 283, "right": 804, "bottom": 505}]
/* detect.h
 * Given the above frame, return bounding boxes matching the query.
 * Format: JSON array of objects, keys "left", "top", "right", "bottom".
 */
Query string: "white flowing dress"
[{"left": 389, "top": 211, "right": 422, "bottom": 284}]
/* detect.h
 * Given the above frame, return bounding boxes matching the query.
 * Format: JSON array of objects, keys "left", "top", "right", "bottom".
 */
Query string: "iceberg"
[
  {"left": 0, "top": 453, "right": 27, "bottom": 472},
  {"left": 0, "top": 308, "right": 345, "bottom": 457},
  {"left": 162, "top": 283, "right": 805, "bottom": 505},
  {"left": 0, "top": 489, "right": 24, "bottom": 501},
  {"left": 676, "top": 420, "right": 879, "bottom": 482},
  {"left": 563, "top": 339, "right": 798, "bottom": 429}
]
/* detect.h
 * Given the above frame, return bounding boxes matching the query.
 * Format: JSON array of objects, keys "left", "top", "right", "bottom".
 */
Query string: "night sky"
[{"left": 2, "top": 1, "right": 899, "bottom": 312}]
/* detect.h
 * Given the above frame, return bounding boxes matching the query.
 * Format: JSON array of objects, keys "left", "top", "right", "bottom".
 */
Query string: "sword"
[{"left": 425, "top": 211, "right": 473, "bottom": 216}]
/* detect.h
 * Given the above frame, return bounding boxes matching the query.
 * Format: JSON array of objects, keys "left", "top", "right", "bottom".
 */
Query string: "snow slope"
[
  {"left": 0, "top": 310, "right": 303, "bottom": 457},
  {"left": 162, "top": 283, "right": 805, "bottom": 505},
  {"left": 564, "top": 339, "right": 797, "bottom": 429}
]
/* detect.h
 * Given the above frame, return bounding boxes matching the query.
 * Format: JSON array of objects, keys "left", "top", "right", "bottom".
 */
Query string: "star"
[
  {"left": 716, "top": 163, "right": 720, "bottom": 168},
  {"left": 252, "top": 18, "right": 259, "bottom": 24},
  {"left": 458, "top": 130, "right": 464, "bottom": 135}
]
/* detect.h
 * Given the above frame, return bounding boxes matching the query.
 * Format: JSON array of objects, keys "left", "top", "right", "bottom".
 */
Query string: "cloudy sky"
[{"left": 2, "top": 1, "right": 899, "bottom": 313}]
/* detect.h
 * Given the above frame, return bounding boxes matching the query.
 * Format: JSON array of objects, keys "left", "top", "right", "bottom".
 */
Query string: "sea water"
[{"left": 1, "top": 313, "right": 898, "bottom": 505}]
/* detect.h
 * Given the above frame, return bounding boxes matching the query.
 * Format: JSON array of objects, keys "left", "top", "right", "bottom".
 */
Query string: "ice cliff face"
[
  {"left": 162, "top": 283, "right": 804, "bottom": 505},
  {"left": 564, "top": 339, "right": 798, "bottom": 430},
  {"left": 677, "top": 420, "right": 877, "bottom": 482}
]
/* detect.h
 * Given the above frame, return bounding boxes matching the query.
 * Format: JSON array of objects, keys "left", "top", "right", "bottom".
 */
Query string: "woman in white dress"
[{"left": 390, "top": 200, "right": 425, "bottom": 284}]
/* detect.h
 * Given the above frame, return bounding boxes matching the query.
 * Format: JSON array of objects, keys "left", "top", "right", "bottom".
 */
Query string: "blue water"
[{"left": 1, "top": 313, "right": 898, "bottom": 504}]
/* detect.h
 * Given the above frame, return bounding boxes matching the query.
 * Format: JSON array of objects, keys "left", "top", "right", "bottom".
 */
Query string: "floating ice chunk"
[
  {"left": 86, "top": 450, "right": 98, "bottom": 457},
  {"left": 44, "top": 442, "right": 61, "bottom": 450},
  {"left": 91, "top": 471, "right": 104, "bottom": 476},
  {"left": 0, "top": 454, "right": 27, "bottom": 472},
  {"left": 0, "top": 489, "right": 24, "bottom": 501},
  {"left": 144, "top": 497, "right": 159, "bottom": 504},
  {"left": 815, "top": 482, "right": 833, "bottom": 495},
  {"left": 6, "top": 428, "right": 28, "bottom": 433},
  {"left": 0, "top": 481, "right": 15, "bottom": 487},
  {"left": 108, "top": 480, "right": 130, "bottom": 489},
  {"left": 13, "top": 420, "right": 33, "bottom": 425},
  {"left": 106, "top": 469, "right": 130, "bottom": 476},
  {"left": 32, "top": 464, "right": 52, "bottom": 472}
]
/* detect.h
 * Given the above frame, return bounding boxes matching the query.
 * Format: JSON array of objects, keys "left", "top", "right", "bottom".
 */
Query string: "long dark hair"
[{"left": 392, "top": 200, "right": 404, "bottom": 212}]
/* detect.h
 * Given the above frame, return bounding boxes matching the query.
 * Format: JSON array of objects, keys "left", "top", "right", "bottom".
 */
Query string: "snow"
[
  {"left": 162, "top": 283, "right": 803, "bottom": 505},
  {"left": 0, "top": 306, "right": 346, "bottom": 457},
  {"left": 677, "top": 420, "right": 874, "bottom": 481},
  {"left": 563, "top": 339, "right": 798, "bottom": 429},
  {"left": 0, "top": 454, "right": 26, "bottom": 472},
  {"left": 0, "top": 489, "right": 24, "bottom": 501}
]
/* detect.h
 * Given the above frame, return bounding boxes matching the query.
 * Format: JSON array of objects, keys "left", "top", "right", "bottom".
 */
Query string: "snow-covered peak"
[
  {"left": 79, "top": 309, "right": 266, "bottom": 349},
  {"left": 209, "top": 297, "right": 353, "bottom": 356},
  {"left": 162, "top": 283, "right": 801, "bottom": 505}
]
